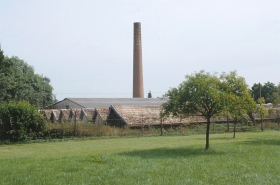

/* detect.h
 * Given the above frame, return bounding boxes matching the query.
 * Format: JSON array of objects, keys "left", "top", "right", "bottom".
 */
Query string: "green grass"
[{"left": 1, "top": 131, "right": 280, "bottom": 185}]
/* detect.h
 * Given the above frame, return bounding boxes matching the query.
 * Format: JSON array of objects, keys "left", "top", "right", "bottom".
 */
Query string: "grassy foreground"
[{"left": 1, "top": 131, "right": 280, "bottom": 185}]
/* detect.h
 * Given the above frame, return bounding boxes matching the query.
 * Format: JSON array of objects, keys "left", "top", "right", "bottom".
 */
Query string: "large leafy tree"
[
  {"left": 161, "top": 70, "right": 227, "bottom": 150},
  {"left": 0, "top": 46, "right": 4, "bottom": 66},
  {"left": 0, "top": 48, "right": 54, "bottom": 109}
]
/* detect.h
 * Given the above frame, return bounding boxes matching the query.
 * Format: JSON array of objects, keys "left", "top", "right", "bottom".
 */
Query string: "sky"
[{"left": 0, "top": 0, "right": 279, "bottom": 100}]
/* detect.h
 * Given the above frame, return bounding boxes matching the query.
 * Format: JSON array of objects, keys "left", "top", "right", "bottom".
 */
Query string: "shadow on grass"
[
  {"left": 118, "top": 147, "right": 225, "bottom": 159},
  {"left": 236, "top": 139, "right": 280, "bottom": 146},
  {"left": 195, "top": 137, "right": 234, "bottom": 141}
]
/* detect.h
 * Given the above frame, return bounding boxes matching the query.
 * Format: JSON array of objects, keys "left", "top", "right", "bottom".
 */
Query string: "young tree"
[
  {"left": 161, "top": 70, "right": 227, "bottom": 150},
  {"left": 270, "top": 92, "right": 280, "bottom": 107},
  {"left": 247, "top": 106, "right": 257, "bottom": 126},
  {"left": 220, "top": 71, "right": 256, "bottom": 138},
  {"left": 257, "top": 97, "right": 268, "bottom": 131},
  {"left": 275, "top": 109, "right": 280, "bottom": 129},
  {"left": 148, "top": 90, "right": 152, "bottom": 98}
]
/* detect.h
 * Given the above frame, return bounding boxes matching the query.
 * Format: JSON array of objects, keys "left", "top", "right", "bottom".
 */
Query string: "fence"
[{"left": 43, "top": 117, "right": 280, "bottom": 139}]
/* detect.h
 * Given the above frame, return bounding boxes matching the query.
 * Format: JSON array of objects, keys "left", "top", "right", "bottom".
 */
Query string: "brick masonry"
[{"left": 133, "top": 22, "right": 144, "bottom": 98}]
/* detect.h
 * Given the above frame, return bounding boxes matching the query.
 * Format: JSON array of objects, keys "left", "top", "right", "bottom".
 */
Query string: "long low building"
[{"left": 43, "top": 103, "right": 280, "bottom": 127}]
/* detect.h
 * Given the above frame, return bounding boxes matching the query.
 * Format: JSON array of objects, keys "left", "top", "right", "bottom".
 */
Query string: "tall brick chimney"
[{"left": 133, "top": 22, "right": 144, "bottom": 98}]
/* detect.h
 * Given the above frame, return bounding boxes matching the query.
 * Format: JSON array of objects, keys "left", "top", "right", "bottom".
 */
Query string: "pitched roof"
[
  {"left": 59, "top": 109, "right": 70, "bottom": 121},
  {"left": 69, "top": 108, "right": 81, "bottom": 121},
  {"left": 51, "top": 109, "right": 60, "bottom": 120},
  {"left": 81, "top": 108, "right": 95, "bottom": 120},
  {"left": 92, "top": 108, "right": 109, "bottom": 124},
  {"left": 109, "top": 105, "right": 190, "bottom": 126},
  {"left": 95, "top": 108, "right": 109, "bottom": 120},
  {"left": 44, "top": 109, "right": 52, "bottom": 120},
  {"left": 65, "top": 98, "right": 167, "bottom": 108}
]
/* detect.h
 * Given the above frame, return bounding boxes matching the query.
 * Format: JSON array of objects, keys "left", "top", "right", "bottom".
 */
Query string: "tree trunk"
[
  {"left": 227, "top": 117, "right": 229, "bottom": 132},
  {"left": 206, "top": 118, "right": 211, "bottom": 150},
  {"left": 248, "top": 112, "right": 256, "bottom": 126},
  {"left": 160, "top": 118, "right": 163, "bottom": 136},
  {"left": 277, "top": 118, "right": 279, "bottom": 130},
  {"left": 261, "top": 116, "right": 263, "bottom": 131},
  {"left": 196, "top": 115, "right": 198, "bottom": 131},
  {"left": 233, "top": 122, "right": 236, "bottom": 138}
]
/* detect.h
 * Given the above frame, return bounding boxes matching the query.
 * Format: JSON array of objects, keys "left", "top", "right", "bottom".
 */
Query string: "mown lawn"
[{"left": 1, "top": 131, "right": 280, "bottom": 185}]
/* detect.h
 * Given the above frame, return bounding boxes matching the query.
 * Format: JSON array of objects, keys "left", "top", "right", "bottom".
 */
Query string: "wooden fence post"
[
  {"left": 74, "top": 111, "right": 77, "bottom": 137},
  {"left": 142, "top": 117, "right": 144, "bottom": 135},
  {"left": 48, "top": 120, "right": 50, "bottom": 138},
  {"left": 196, "top": 115, "right": 198, "bottom": 131},
  {"left": 213, "top": 116, "right": 215, "bottom": 131},
  {"left": 179, "top": 114, "right": 181, "bottom": 133},
  {"left": 98, "top": 123, "right": 101, "bottom": 137},
  {"left": 227, "top": 117, "right": 229, "bottom": 132}
]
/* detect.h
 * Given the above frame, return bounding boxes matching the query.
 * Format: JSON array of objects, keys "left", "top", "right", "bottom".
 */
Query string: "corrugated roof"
[
  {"left": 44, "top": 109, "right": 52, "bottom": 120},
  {"left": 110, "top": 105, "right": 191, "bottom": 125},
  {"left": 70, "top": 108, "right": 81, "bottom": 121},
  {"left": 82, "top": 108, "right": 95, "bottom": 120},
  {"left": 64, "top": 98, "right": 167, "bottom": 108},
  {"left": 96, "top": 108, "right": 109, "bottom": 120},
  {"left": 51, "top": 109, "right": 60, "bottom": 120},
  {"left": 92, "top": 108, "right": 109, "bottom": 125},
  {"left": 60, "top": 109, "right": 70, "bottom": 121}
]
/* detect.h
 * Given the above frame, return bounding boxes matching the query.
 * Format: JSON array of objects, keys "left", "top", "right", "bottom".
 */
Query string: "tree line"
[
  {"left": 251, "top": 82, "right": 280, "bottom": 104},
  {"left": 0, "top": 46, "right": 55, "bottom": 109},
  {"left": 0, "top": 46, "right": 55, "bottom": 142}
]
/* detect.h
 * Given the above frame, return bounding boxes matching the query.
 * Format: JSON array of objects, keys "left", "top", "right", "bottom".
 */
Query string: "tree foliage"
[
  {"left": 0, "top": 46, "right": 4, "bottom": 65},
  {"left": 161, "top": 71, "right": 255, "bottom": 149},
  {"left": 256, "top": 97, "right": 268, "bottom": 131},
  {"left": 269, "top": 92, "right": 280, "bottom": 107},
  {"left": 0, "top": 101, "right": 46, "bottom": 141},
  {"left": 148, "top": 90, "right": 152, "bottom": 98},
  {"left": 220, "top": 71, "right": 256, "bottom": 138},
  {"left": 161, "top": 70, "right": 228, "bottom": 150},
  {"left": 251, "top": 82, "right": 278, "bottom": 103},
  {"left": 0, "top": 52, "right": 55, "bottom": 108}
]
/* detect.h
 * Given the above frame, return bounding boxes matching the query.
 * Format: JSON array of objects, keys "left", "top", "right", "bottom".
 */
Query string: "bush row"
[{"left": 0, "top": 101, "right": 46, "bottom": 141}]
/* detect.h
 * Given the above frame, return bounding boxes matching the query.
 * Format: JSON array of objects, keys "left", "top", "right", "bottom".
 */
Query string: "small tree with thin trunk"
[
  {"left": 256, "top": 98, "right": 268, "bottom": 131},
  {"left": 275, "top": 109, "right": 280, "bottom": 129},
  {"left": 148, "top": 90, "right": 152, "bottom": 98},
  {"left": 270, "top": 93, "right": 280, "bottom": 129},
  {"left": 161, "top": 70, "right": 227, "bottom": 150},
  {"left": 270, "top": 92, "right": 280, "bottom": 107},
  {"left": 220, "top": 71, "right": 256, "bottom": 138}
]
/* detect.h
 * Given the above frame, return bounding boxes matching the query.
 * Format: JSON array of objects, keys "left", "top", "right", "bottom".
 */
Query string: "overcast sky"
[{"left": 1, "top": 0, "right": 279, "bottom": 100}]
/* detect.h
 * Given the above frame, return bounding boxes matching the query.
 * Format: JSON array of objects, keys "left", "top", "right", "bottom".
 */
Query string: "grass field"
[{"left": 1, "top": 131, "right": 280, "bottom": 185}]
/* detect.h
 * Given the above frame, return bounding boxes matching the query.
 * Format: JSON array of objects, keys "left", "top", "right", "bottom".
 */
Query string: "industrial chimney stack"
[{"left": 133, "top": 22, "right": 144, "bottom": 98}]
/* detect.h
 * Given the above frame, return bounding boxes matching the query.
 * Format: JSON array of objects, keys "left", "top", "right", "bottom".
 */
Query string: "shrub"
[{"left": 0, "top": 101, "right": 46, "bottom": 141}]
